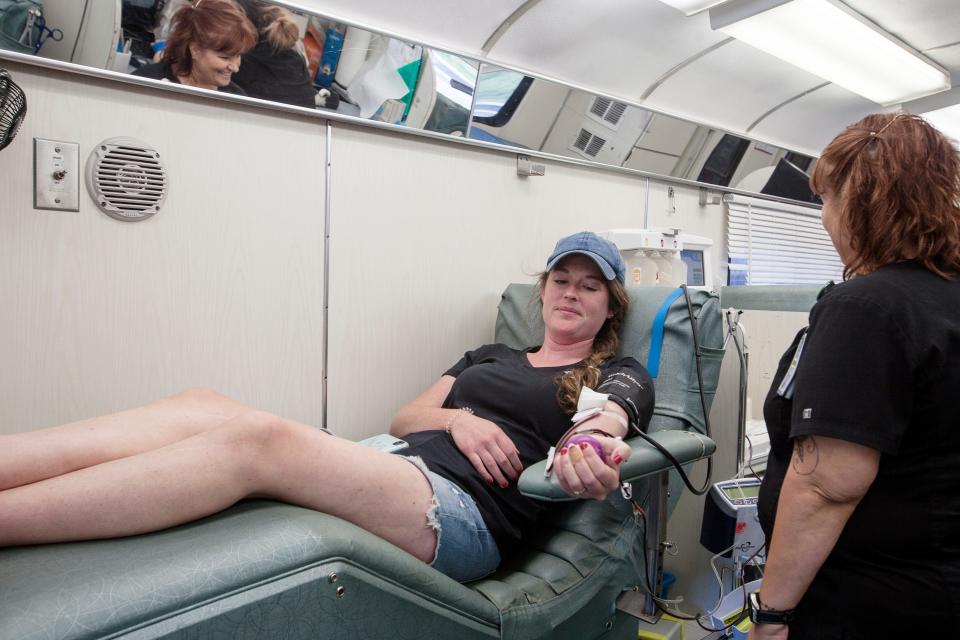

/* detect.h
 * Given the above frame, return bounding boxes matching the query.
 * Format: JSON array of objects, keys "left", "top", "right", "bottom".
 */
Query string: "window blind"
[{"left": 726, "top": 195, "right": 843, "bottom": 286}]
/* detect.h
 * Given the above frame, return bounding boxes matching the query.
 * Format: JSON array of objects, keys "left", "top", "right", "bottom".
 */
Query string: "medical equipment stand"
[{"left": 615, "top": 471, "right": 670, "bottom": 624}]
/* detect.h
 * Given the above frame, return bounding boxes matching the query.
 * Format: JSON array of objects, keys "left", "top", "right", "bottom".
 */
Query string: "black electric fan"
[{"left": 0, "top": 68, "right": 27, "bottom": 151}]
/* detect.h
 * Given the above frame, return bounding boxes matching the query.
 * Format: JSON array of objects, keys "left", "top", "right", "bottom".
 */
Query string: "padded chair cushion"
[
  {"left": 470, "top": 495, "right": 641, "bottom": 639},
  {"left": 0, "top": 501, "right": 500, "bottom": 640},
  {"left": 472, "top": 431, "right": 715, "bottom": 639}
]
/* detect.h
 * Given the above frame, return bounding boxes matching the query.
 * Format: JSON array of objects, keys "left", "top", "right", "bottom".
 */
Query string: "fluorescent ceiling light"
[
  {"left": 922, "top": 105, "right": 960, "bottom": 147},
  {"left": 656, "top": 1, "right": 729, "bottom": 16},
  {"left": 709, "top": 0, "right": 951, "bottom": 105}
]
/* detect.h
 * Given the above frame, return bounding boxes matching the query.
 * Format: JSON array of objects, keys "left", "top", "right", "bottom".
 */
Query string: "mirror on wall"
[
  {"left": 470, "top": 63, "right": 819, "bottom": 203},
  {"left": 5, "top": 0, "right": 478, "bottom": 136},
  {"left": 1, "top": 0, "right": 817, "bottom": 204}
]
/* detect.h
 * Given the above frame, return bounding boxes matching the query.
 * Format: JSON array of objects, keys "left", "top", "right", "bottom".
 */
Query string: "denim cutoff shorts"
[{"left": 401, "top": 456, "right": 501, "bottom": 582}]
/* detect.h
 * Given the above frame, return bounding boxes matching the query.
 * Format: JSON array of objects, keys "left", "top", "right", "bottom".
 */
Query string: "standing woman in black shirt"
[
  {"left": 231, "top": 0, "right": 318, "bottom": 109},
  {"left": 0, "top": 232, "right": 650, "bottom": 583},
  {"left": 750, "top": 114, "right": 960, "bottom": 639}
]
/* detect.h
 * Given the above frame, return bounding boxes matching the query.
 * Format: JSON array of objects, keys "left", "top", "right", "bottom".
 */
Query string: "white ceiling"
[{"left": 297, "top": 0, "right": 960, "bottom": 156}]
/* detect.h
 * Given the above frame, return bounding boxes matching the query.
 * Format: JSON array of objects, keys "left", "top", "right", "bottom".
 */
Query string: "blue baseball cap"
[{"left": 545, "top": 231, "right": 625, "bottom": 283}]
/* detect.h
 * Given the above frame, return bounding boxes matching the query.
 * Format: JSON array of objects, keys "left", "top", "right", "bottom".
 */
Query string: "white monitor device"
[
  {"left": 600, "top": 229, "right": 714, "bottom": 290},
  {"left": 677, "top": 233, "right": 713, "bottom": 290}
]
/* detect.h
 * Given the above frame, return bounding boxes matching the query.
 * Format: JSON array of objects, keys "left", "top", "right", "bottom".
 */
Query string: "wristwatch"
[{"left": 748, "top": 591, "right": 795, "bottom": 625}]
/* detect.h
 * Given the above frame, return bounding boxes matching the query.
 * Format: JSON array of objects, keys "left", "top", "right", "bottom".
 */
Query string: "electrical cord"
[
  {"left": 681, "top": 284, "right": 711, "bottom": 439},
  {"left": 634, "top": 501, "right": 759, "bottom": 634},
  {"left": 631, "top": 428, "right": 712, "bottom": 495},
  {"left": 744, "top": 434, "right": 763, "bottom": 481}
]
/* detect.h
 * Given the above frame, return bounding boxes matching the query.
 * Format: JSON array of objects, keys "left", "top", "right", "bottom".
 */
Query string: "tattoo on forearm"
[{"left": 792, "top": 436, "right": 819, "bottom": 475}]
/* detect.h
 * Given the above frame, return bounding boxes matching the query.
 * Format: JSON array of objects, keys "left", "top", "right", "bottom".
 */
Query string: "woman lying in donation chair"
[{"left": 0, "top": 231, "right": 652, "bottom": 582}]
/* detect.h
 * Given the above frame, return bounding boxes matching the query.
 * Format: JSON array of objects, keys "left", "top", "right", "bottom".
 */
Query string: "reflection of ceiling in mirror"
[
  {"left": 290, "top": 0, "right": 960, "bottom": 161},
  {"left": 294, "top": 0, "right": 523, "bottom": 53},
  {"left": 467, "top": 64, "right": 817, "bottom": 201},
  {"left": 291, "top": 0, "right": 833, "bottom": 156}
]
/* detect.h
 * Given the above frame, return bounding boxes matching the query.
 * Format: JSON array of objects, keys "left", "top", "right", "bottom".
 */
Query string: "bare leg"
[
  {"left": 0, "top": 388, "right": 251, "bottom": 491},
  {"left": 0, "top": 411, "right": 438, "bottom": 562}
]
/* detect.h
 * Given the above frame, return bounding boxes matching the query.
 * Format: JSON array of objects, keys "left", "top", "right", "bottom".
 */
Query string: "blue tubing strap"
[{"left": 646, "top": 288, "right": 685, "bottom": 379}]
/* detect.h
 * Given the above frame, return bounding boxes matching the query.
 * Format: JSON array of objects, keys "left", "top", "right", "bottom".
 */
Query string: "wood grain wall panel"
[{"left": 0, "top": 61, "right": 325, "bottom": 433}]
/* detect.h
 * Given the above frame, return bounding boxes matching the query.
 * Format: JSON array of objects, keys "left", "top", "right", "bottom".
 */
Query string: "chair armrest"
[{"left": 517, "top": 430, "right": 716, "bottom": 502}]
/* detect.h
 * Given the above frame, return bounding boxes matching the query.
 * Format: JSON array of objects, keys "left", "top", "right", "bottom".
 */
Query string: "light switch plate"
[{"left": 34, "top": 138, "right": 80, "bottom": 211}]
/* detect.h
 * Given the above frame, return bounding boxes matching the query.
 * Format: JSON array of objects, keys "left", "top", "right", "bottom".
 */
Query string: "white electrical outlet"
[{"left": 34, "top": 138, "right": 80, "bottom": 211}]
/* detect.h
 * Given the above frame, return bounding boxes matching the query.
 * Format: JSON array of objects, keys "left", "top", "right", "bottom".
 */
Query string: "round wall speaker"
[{"left": 86, "top": 137, "right": 168, "bottom": 221}]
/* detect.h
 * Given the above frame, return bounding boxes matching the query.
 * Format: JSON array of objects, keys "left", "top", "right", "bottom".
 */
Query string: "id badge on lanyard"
[{"left": 776, "top": 331, "right": 807, "bottom": 400}]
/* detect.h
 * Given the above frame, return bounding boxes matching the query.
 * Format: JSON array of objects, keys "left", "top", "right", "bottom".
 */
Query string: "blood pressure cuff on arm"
[{"left": 597, "top": 359, "right": 655, "bottom": 433}]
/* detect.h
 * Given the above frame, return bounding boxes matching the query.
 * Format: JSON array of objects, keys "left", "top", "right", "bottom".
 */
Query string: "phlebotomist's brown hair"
[
  {"left": 811, "top": 113, "right": 960, "bottom": 280},
  {"left": 165, "top": 0, "right": 258, "bottom": 78}
]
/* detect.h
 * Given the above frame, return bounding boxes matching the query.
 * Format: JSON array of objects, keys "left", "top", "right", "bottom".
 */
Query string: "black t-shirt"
[
  {"left": 759, "top": 262, "right": 960, "bottom": 635},
  {"left": 402, "top": 343, "right": 654, "bottom": 553},
  {"left": 132, "top": 61, "right": 248, "bottom": 96},
  {"left": 232, "top": 41, "right": 316, "bottom": 109}
]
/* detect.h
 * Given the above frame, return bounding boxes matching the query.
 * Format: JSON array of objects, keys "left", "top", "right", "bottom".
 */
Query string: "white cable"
[{"left": 702, "top": 542, "right": 738, "bottom": 616}]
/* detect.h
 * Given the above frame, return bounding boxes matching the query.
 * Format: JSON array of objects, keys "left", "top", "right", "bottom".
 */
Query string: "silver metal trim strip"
[
  {"left": 322, "top": 120, "right": 332, "bottom": 431},
  {"left": 639, "top": 37, "right": 734, "bottom": 101},
  {"left": 480, "top": 0, "right": 543, "bottom": 56},
  {"left": 746, "top": 82, "right": 830, "bottom": 132}
]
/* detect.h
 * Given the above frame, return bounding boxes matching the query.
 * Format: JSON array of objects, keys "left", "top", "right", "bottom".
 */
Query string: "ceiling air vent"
[
  {"left": 590, "top": 96, "right": 612, "bottom": 119},
  {"left": 604, "top": 101, "right": 627, "bottom": 125},
  {"left": 589, "top": 96, "right": 628, "bottom": 127},
  {"left": 85, "top": 137, "right": 168, "bottom": 222},
  {"left": 571, "top": 128, "right": 607, "bottom": 158}
]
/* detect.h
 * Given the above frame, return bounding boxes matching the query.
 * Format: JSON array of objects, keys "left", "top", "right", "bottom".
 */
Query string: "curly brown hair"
[
  {"left": 535, "top": 270, "right": 630, "bottom": 415},
  {"left": 165, "top": 0, "right": 258, "bottom": 78},
  {"left": 811, "top": 113, "right": 960, "bottom": 280}
]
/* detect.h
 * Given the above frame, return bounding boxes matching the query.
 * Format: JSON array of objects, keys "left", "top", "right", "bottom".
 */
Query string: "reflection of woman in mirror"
[
  {"left": 231, "top": 1, "right": 317, "bottom": 109},
  {"left": 133, "top": 0, "right": 257, "bottom": 95}
]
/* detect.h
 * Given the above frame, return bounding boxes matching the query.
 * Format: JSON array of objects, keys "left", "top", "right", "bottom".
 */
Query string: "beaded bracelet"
[{"left": 444, "top": 406, "right": 475, "bottom": 436}]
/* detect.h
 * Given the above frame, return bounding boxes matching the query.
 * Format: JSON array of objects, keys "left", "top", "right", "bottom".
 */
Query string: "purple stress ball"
[{"left": 566, "top": 434, "right": 606, "bottom": 462}]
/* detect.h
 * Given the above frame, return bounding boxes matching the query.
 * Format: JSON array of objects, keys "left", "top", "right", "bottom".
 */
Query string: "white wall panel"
[
  {"left": 751, "top": 84, "right": 886, "bottom": 157},
  {"left": 490, "top": 0, "right": 727, "bottom": 101},
  {"left": 0, "top": 61, "right": 325, "bottom": 434},
  {"left": 326, "top": 123, "right": 667, "bottom": 440},
  {"left": 844, "top": 0, "right": 960, "bottom": 52},
  {"left": 645, "top": 40, "right": 827, "bottom": 148}
]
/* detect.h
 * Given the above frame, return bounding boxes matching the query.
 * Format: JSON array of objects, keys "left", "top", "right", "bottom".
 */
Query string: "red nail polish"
[
  {"left": 559, "top": 447, "right": 568, "bottom": 455},
  {"left": 579, "top": 442, "right": 590, "bottom": 451},
  {"left": 612, "top": 453, "right": 623, "bottom": 465},
  {"left": 500, "top": 481, "right": 508, "bottom": 489}
]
